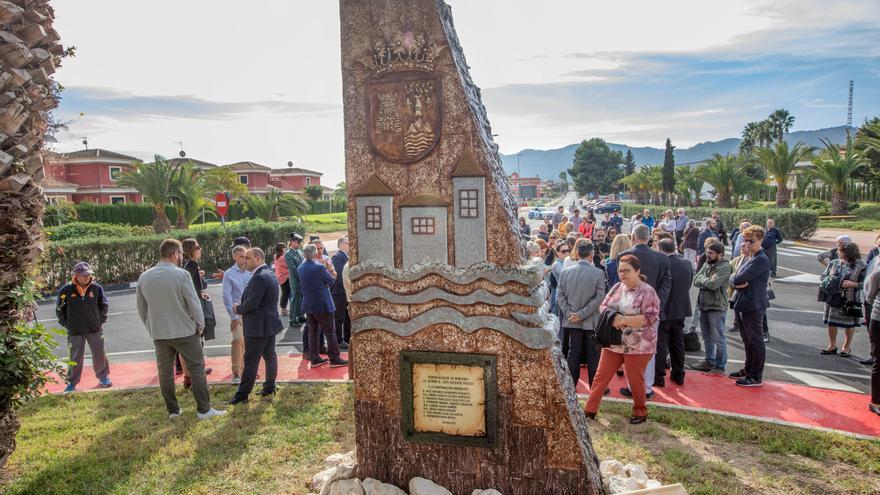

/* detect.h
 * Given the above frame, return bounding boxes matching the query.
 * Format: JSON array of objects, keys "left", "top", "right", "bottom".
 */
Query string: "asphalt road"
[{"left": 37, "top": 198, "right": 872, "bottom": 395}]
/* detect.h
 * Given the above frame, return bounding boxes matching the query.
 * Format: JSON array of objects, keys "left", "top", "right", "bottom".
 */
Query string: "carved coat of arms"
[{"left": 366, "top": 32, "right": 444, "bottom": 164}]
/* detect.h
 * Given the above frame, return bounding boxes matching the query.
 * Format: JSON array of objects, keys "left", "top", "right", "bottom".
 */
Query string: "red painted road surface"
[{"left": 45, "top": 354, "right": 879, "bottom": 438}]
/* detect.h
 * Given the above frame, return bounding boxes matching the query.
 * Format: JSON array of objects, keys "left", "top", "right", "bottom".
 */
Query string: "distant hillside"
[{"left": 500, "top": 125, "right": 855, "bottom": 178}]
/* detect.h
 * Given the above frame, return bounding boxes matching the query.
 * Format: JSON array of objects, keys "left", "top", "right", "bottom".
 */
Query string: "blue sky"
[{"left": 50, "top": 0, "right": 880, "bottom": 185}]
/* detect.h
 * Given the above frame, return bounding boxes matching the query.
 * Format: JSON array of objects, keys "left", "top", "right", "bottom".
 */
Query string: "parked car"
[
  {"left": 594, "top": 202, "right": 621, "bottom": 214},
  {"left": 527, "top": 207, "right": 555, "bottom": 220}
]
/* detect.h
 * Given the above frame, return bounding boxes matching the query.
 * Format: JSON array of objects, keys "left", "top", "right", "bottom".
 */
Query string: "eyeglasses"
[
  {"left": 618, "top": 268, "right": 634, "bottom": 274},
  {"left": 559, "top": 249, "right": 570, "bottom": 253},
  {"left": 743, "top": 239, "right": 758, "bottom": 244}
]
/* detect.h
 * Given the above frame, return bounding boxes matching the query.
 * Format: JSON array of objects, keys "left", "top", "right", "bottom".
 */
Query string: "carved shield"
[{"left": 368, "top": 72, "right": 442, "bottom": 164}]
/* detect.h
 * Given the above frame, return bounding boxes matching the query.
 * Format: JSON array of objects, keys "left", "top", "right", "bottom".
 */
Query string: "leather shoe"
[
  {"left": 629, "top": 415, "right": 647, "bottom": 425},
  {"left": 259, "top": 390, "right": 276, "bottom": 400},
  {"left": 585, "top": 411, "right": 597, "bottom": 419},
  {"left": 226, "top": 396, "right": 249, "bottom": 405},
  {"left": 205, "top": 367, "right": 213, "bottom": 375},
  {"left": 869, "top": 403, "right": 880, "bottom": 417},
  {"left": 860, "top": 357, "right": 875, "bottom": 366},
  {"left": 653, "top": 377, "right": 666, "bottom": 387},
  {"left": 671, "top": 376, "right": 685, "bottom": 386}
]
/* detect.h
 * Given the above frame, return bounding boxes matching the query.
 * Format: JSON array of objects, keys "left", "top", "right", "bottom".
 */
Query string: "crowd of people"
[
  {"left": 521, "top": 204, "right": 880, "bottom": 423},
  {"left": 55, "top": 232, "right": 352, "bottom": 420}
]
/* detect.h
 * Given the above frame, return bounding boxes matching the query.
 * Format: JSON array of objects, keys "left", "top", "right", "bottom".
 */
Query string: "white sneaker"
[
  {"left": 197, "top": 408, "right": 228, "bottom": 420},
  {"left": 169, "top": 408, "right": 183, "bottom": 420},
  {"left": 232, "top": 375, "right": 241, "bottom": 384}
]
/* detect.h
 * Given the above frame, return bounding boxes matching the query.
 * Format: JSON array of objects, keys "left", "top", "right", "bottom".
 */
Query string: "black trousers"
[
  {"left": 332, "top": 293, "right": 351, "bottom": 344},
  {"left": 305, "top": 312, "right": 340, "bottom": 362},
  {"left": 869, "top": 319, "right": 879, "bottom": 404},
  {"left": 233, "top": 334, "right": 277, "bottom": 400},
  {"left": 566, "top": 328, "right": 600, "bottom": 387},
  {"left": 655, "top": 318, "right": 686, "bottom": 382},
  {"left": 766, "top": 246, "right": 778, "bottom": 276},
  {"left": 736, "top": 310, "right": 766, "bottom": 381},
  {"left": 279, "top": 279, "right": 291, "bottom": 310}
]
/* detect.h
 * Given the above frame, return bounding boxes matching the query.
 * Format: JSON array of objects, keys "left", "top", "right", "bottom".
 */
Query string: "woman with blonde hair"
[
  {"left": 605, "top": 234, "right": 632, "bottom": 287},
  {"left": 565, "top": 238, "right": 593, "bottom": 268}
]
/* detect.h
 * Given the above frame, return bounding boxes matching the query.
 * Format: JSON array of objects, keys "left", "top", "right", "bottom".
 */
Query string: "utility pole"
[{"left": 847, "top": 80, "right": 854, "bottom": 128}]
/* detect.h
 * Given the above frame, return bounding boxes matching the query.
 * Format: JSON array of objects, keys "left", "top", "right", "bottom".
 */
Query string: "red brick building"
[
  {"left": 43, "top": 149, "right": 142, "bottom": 204},
  {"left": 507, "top": 172, "right": 543, "bottom": 199},
  {"left": 269, "top": 166, "right": 323, "bottom": 194}
]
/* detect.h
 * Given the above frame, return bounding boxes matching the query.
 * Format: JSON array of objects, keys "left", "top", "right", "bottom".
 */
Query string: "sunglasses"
[
  {"left": 559, "top": 249, "right": 570, "bottom": 253},
  {"left": 743, "top": 239, "right": 758, "bottom": 244}
]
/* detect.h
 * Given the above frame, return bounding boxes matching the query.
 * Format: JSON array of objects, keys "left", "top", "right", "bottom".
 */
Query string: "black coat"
[
  {"left": 56, "top": 281, "right": 108, "bottom": 335},
  {"left": 619, "top": 244, "right": 672, "bottom": 319},
  {"left": 235, "top": 265, "right": 284, "bottom": 338},
  {"left": 330, "top": 250, "right": 349, "bottom": 296},
  {"left": 664, "top": 253, "right": 694, "bottom": 320}
]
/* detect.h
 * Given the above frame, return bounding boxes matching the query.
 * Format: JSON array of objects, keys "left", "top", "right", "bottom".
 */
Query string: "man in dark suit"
[
  {"left": 298, "top": 244, "right": 348, "bottom": 368},
  {"left": 228, "top": 248, "right": 284, "bottom": 404},
  {"left": 730, "top": 225, "right": 771, "bottom": 387},
  {"left": 654, "top": 239, "right": 694, "bottom": 386},
  {"left": 619, "top": 224, "right": 672, "bottom": 399},
  {"left": 331, "top": 237, "right": 351, "bottom": 350}
]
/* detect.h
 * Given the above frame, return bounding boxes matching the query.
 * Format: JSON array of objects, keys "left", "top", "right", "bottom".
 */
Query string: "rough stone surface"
[
  {"left": 342, "top": 0, "right": 604, "bottom": 493},
  {"left": 328, "top": 478, "right": 365, "bottom": 495},
  {"left": 471, "top": 490, "right": 503, "bottom": 495},
  {"left": 409, "top": 477, "right": 452, "bottom": 495},
  {"left": 363, "top": 478, "right": 408, "bottom": 495},
  {"left": 326, "top": 450, "right": 357, "bottom": 467}
]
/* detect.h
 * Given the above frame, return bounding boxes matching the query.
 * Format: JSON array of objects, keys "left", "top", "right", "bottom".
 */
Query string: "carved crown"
[{"left": 369, "top": 31, "right": 445, "bottom": 76}]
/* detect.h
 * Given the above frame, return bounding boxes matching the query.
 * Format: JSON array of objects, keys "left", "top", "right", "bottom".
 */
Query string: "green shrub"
[
  {"left": 307, "top": 199, "right": 347, "bottom": 215},
  {"left": 43, "top": 222, "right": 152, "bottom": 241},
  {"left": 852, "top": 204, "right": 880, "bottom": 219},
  {"left": 621, "top": 204, "right": 818, "bottom": 239},
  {"left": 40, "top": 219, "right": 305, "bottom": 291},
  {"left": 797, "top": 198, "right": 831, "bottom": 215},
  {"left": 42, "top": 204, "right": 78, "bottom": 227},
  {"left": 847, "top": 202, "right": 860, "bottom": 212}
]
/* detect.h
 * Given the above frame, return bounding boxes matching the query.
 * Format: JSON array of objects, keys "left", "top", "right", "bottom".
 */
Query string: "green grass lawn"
[
  {"left": 3, "top": 384, "right": 879, "bottom": 494},
  {"left": 302, "top": 212, "right": 347, "bottom": 233},
  {"left": 818, "top": 219, "right": 880, "bottom": 231}
]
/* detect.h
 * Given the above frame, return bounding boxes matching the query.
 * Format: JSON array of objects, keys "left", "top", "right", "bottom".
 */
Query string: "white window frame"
[
  {"left": 110, "top": 195, "right": 126, "bottom": 204},
  {"left": 239, "top": 174, "right": 249, "bottom": 185},
  {"left": 109, "top": 166, "right": 122, "bottom": 182},
  {"left": 306, "top": 177, "right": 311, "bottom": 186},
  {"left": 45, "top": 195, "right": 68, "bottom": 205}
]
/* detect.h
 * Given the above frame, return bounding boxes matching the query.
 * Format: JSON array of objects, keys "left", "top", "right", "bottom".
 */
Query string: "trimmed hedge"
[
  {"left": 620, "top": 204, "right": 817, "bottom": 239},
  {"left": 44, "top": 222, "right": 153, "bottom": 241},
  {"left": 40, "top": 219, "right": 304, "bottom": 291}
]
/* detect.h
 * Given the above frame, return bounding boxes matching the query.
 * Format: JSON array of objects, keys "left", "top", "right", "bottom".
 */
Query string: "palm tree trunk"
[
  {"left": 831, "top": 190, "right": 848, "bottom": 215},
  {"left": 775, "top": 184, "right": 791, "bottom": 208},
  {"left": 0, "top": 0, "right": 63, "bottom": 468},
  {"left": 152, "top": 203, "right": 171, "bottom": 233},
  {"left": 718, "top": 192, "right": 731, "bottom": 208}
]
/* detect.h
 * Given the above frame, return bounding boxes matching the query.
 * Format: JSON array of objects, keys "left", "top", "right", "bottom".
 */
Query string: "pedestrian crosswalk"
[{"left": 777, "top": 245, "right": 825, "bottom": 257}]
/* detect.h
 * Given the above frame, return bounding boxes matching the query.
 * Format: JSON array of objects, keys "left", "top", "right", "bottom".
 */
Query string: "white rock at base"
[
  {"left": 316, "top": 462, "right": 358, "bottom": 495},
  {"left": 471, "top": 490, "right": 503, "bottom": 495},
  {"left": 600, "top": 459, "right": 625, "bottom": 477},
  {"left": 328, "top": 478, "right": 365, "bottom": 495},
  {"left": 409, "top": 477, "right": 452, "bottom": 495},
  {"left": 606, "top": 475, "right": 642, "bottom": 494},
  {"left": 623, "top": 463, "right": 649, "bottom": 488},
  {"left": 363, "top": 478, "right": 408, "bottom": 495},
  {"left": 313, "top": 467, "right": 338, "bottom": 491},
  {"left": 645, "top": 480, "right": 662, "bottom": 489},
  {"left": 326, "top": 451, "right": 357, "bottom": 467}
]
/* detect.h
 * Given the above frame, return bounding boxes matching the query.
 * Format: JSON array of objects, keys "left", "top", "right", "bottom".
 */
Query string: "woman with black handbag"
[
  {"left": 585, "top": 254, "right": 661, "bottom": 425},
  {"left": 180, "top": 238, "right": 215, "bottom": 388},
  {"left": 820, "top": 242, "right": 866, "bottom": 358}
]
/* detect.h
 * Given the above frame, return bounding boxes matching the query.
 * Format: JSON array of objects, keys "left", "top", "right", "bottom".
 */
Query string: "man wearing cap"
[
  {"left": 223, "top": 244, "right": 252, "bottom": 383},
  {"left": 285, "top": 234, "right": 305, "bottom": 326},
  {"left": 818, "top": 235, "right": 851, "bottom": 267},
  {"left": 56, "top": 262, "right": 111, "bottom": 393}
]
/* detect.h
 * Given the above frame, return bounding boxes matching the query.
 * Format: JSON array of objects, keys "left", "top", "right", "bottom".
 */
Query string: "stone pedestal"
[{"left": 340, "top": 1, "right": 604, "bottom": 493}]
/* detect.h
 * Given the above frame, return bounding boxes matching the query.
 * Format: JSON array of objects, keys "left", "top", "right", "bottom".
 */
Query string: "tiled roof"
[
  {"left": 270, "top": 167, "right": 323, "bottom": 176},
  {"left": 168, "top": 157, "right": 217, "bottom": 169},
  {"left": 226, "top": 161, "right": 272, "bottom": 171},
  {"left": 57, "top": 148, "right": 140, "bottom": 161}
]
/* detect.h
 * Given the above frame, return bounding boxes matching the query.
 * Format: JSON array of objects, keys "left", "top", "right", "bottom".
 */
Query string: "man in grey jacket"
[
  {"left": 557, "top": 241, "right": 607, "bottom": 389},
  {"left": 137, "top": 239, "right": 226, "bottom": 421}
]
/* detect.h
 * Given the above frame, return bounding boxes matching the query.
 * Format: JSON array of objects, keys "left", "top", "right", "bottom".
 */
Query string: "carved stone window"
[
  {"left": 365, "top": 206, "right": 382, "bottom": 230},
  {"left": 411, "top": 216, "right": 435, "bottom": 235},
  {"left": 459, "top": 189, "right": 479, "bottom": 218}
]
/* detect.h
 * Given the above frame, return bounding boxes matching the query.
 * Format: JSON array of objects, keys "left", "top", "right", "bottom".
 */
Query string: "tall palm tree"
[
  {"left": 244, "top": 189, "right": 310, "bottom": 222},
  {"left": 768, "top": 108, "right": 795, "bottom": 143},
  {"left": 118, "top": 155, "right": 182, "bottom": 233},
  {"left": 740, "top": 121, "right": 760, "bottom": 154},
  {"left": 793, "top": 172, "right": 813, "bottom": 207},
  {"left": 754, "top": 140, "right": 812, "bottom": 208},
  {"left": 756, "top": 120, "right": 774, "bottom": 148},
  {"left": 200, "top": 166, "right": 249, "bottom": 200},
  {"left": 620, "top": 171, "right": 648, "bottom": 204},
  {"left": 808, "top": 138, "right": 866, "bottom": 214},
  {"left": 675, "top": 165, "right": 704, "bottom": 206},
  {"left": 639, "top": 165, "right": 664, "bottom": 205},
  {"left": 170, "top": 164, "right": 213, "bottom": 229},
  {"left": 696, "top": 154, "right": 744, "bottom": 208},
  {"left": 1, "top": 0, "right": 66, "bottom": 469}
]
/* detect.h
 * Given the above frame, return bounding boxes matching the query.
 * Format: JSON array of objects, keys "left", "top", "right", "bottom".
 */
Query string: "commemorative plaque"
[{"left": 400, "top": 351, "right": 497, "bottom": 447}]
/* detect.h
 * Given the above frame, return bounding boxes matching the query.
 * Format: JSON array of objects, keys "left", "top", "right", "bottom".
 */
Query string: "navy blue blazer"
[
  {"left": 731, "top": 249, "right": 771, "bottom": 313},
  {"left": 235, "top": 265, "right": 284, "bottom": 337},
  {"left": 665, "top": 253, "right": 694, "bottom": 320},
  {"left": 298, "top": 259, "right": 337, "bottom": 314},
  {"left": 330, "top": 250, "right": 349, "bottom": 296}
]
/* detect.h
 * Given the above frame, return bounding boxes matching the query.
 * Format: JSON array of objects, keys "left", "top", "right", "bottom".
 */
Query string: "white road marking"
[
  {"left": 765, "top": 346, "right": 793, "bottom": 358},
  {"left": 777, "top": 250, "right": 806, "bottom": 257},
  {"left": 775, "top": 273, "right": 821, "bottom": 284},
  {"left": 39, "top": 311, "right": 126, "bottom": 323},
  {"left": 783, "top": 370, "right": 861, "bottom": 393},
  {"left": 784, "top": 246, "right": 824, "bottom": 255},
  {"left": 685, "top": 353, "right": 870, "bottom": 379}
]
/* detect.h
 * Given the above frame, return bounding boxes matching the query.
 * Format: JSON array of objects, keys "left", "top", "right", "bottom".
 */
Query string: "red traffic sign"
[{"left": 215, "top": 192, "right": 229, "bottom": 217}]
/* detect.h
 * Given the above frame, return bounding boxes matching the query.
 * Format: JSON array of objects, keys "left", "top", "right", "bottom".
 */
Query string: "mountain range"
[{"left": 499, "top": 125, "right": 855, "bottom": 179}]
